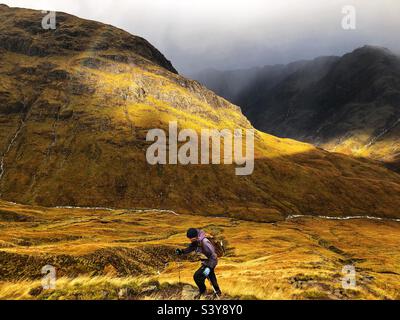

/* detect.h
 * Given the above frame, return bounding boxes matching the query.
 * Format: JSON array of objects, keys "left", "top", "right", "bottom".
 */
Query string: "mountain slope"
[
  {"left": 193, "top": 46, "right": 400, "bottom": 169},
  {"left": 1, "top": 5, "right": 400, "bottom": 220}
]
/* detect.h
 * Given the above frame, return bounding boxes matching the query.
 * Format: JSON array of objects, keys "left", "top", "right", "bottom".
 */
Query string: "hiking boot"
[
  {"left": 212, "top": 291, "right": 222, "bottom": 299},
  {"left": 194, "top": 292, "right": 205, "bottom": 300}
]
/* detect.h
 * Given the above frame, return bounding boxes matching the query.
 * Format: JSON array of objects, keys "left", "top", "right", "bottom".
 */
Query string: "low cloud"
[{"left": 2, "top": 0, "right": 400, "bottom": 74}]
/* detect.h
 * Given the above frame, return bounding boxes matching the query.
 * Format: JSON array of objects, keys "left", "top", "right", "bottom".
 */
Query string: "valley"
[{"left": 0, "top": 200, "right": 399, "bottom": 300}]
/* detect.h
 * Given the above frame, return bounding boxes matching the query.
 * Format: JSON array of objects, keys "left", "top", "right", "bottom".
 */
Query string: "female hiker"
[{"left": 176, "top": 228, "right": 222, "bottom": 298}]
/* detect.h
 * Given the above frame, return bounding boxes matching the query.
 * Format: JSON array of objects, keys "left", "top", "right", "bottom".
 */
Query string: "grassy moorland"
[{"left": 0, "top": 200, "right": 399, "bottom": 300}]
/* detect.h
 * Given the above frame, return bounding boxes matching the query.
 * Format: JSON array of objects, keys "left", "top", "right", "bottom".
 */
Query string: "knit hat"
[{"left": 186, "top": 228, "right": 198, "bottom": 238}]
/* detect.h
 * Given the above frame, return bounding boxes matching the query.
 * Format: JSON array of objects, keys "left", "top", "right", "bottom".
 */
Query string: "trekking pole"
[
  {"left": 177, "top": 261, "right": 181, "bottom": 285},
  {"left": 207, "top": 277, "right": 220, "bottom": 299}
]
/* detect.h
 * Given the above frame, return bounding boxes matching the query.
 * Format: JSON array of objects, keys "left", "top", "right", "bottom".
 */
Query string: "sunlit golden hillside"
[{"left": 1, "top": 5, "right": 400, "bottom": 220}]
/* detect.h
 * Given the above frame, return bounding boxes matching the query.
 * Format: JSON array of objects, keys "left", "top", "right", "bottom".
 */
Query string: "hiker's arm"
[
  {"left": 181, "top": 242, "right": 197, "bottom": 254},
  {"left": 176, "top": 242, "right": 196, "bottom": 255}
]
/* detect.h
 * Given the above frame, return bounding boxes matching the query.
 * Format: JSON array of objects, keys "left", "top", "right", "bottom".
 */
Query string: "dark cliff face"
[{"left": 194, "top": 46, "right": 400, "bottom": 166}]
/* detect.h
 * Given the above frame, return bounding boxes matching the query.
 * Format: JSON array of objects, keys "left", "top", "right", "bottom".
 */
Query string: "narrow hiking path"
[
  {"left": 286, "top": 214, "right": 400, "bottom": 223},
  {"left": 54, "top": 205, "right": 180, "bottom": 216}
]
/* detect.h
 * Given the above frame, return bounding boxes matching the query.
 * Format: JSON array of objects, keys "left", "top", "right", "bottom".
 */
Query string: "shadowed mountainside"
[
  {"left": 193, "top": 46, "right": 400, "bottom": 169},
  {"left": 1, "top": 5, "right": 400, "bottom": 220}
]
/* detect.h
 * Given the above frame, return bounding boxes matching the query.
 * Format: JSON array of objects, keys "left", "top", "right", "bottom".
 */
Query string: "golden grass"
[
  {"left": 0, "top": 276, "right": 152, "bottom": 300},
  {"left": 0, "top": 201, "right": 399, "bottom": 300}
]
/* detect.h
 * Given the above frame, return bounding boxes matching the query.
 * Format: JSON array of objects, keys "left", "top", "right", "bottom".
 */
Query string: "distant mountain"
[
  {"left": 2, "top": 5, "right": 400, "bottom": 220},
  {"left": 192, "top": 46, "right": 400, "bottom": 169}
]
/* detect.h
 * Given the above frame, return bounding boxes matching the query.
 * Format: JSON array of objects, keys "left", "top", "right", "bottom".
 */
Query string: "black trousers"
[{"left": 193, "top": 265, "right": 221, "bottom": 294}]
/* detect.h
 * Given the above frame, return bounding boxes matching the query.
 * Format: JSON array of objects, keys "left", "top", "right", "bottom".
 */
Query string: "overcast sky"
[{"left": 2, "top": 0, "right": 400, "bottom": 75}]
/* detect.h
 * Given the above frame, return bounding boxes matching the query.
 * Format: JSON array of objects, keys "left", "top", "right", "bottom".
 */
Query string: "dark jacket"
[{"left": 182, "top": 229, "right": 218, "bottom": 269}]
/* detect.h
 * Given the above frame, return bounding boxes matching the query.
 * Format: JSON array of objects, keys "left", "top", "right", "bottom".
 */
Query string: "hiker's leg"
[
  {"left": 193, "top": 266, "right": 207, "bottom": 294},
  {"left": 208, "top": 268, "right": 221, "bottom": 294}
]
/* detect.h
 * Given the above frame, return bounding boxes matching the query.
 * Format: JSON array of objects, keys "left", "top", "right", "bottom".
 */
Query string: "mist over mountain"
[
  {"left": 3, "top": 0, "right": 400, "bottom": 74},
  {"left": 193, "top": 46, "right": 400, "bottom": 169}
]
